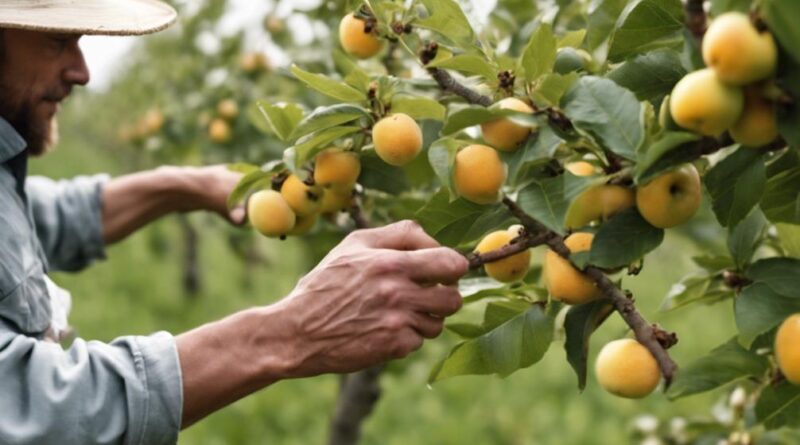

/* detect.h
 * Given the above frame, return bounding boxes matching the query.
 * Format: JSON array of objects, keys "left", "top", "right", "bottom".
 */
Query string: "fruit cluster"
[
  {"left": 208, "top": 99, "right": 239, "bottom": 144},
  {"left": 248, "top": 148, "right": 360, "bottom": 238},
  {"left": 667, "top": 12, "right": 779, "bottom": 147}
]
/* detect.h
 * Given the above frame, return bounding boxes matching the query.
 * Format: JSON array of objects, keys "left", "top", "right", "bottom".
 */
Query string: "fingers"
[
  {"left": 408, "top": 311, "right": 446, "bottom": 339},
  {"left": 228, "top": 205, "right": 246, "bottom": 226},
  {"left": 354, "top": 220, "right": 440, "bottom": 250},
  {"left": 401, "top": 284, "right": 463, "bottom": 318},
  {"left": 399, "top": 247, "right": 470, "bottom": 285},
  {"left": 391, "top": 327, "right": 425, "bottom": 359}
]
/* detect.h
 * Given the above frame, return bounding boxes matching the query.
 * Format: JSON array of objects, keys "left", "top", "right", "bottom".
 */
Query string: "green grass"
[{"left": 26, "top": 107, "right": 740, "bottom": 445}]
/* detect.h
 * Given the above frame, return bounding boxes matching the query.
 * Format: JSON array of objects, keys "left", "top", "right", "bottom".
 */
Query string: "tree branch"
[
  {"left": 466, "top": 231, "right": 550, "bottom": 269},
  {"left": 501, "top": 197, "right": 679, "bottom": 386},
  {"left": 685, "top": 0, "right": 707, "bottom": 41},
  {"left": 419, "top": 42, "right": 492, "bottom": 107}
]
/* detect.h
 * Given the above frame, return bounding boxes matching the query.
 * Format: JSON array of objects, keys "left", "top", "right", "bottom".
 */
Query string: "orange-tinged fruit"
[
  {"left": 248, "top": 190, "right": 296, "bottom": 238},
  {"left": 776, "top": 314, "right": 800, "bottom": 385},
  {"left": 480, "top": 98, "right": 535, "bottom": 152},
  {"left": 544, "top": 232, "right": 602, "bottom": 304},
  {"left": 314, "top": 148, "right": 361, "bottom": 190},
  {"left": 703, "top": 12, "right": 777, "bottom": 86},
  {"left": 596, "top": 339, "right": 660, "bottom": 399},
  {"left": 453, "top": 144, "right": 506, "bottom": 205},
  {"left": 288, "top": 213, "right": 318, "bottom": 236},
  {"left": 217, "top": 99, "right": 239, "bottom": 120},
  {"left": 566, "top": 185, "right": 636, "bottom": 229},
  {"left": 670, "top": 69, "right": 744, "bottom": 136},
  {"left": 209, "top": 118, "right": 232, "bottom": 143},
  {"left": 320, "top": 188, "right": 353, "bottom": 214},
  {"left": 565, "top": 161, "right": 596, "bottom": 177},
  {"left": 636, "top": 164, "right": 701, "bottom": 228},
  {"left": 339, "top": 13, "right": 382, "bottom": 59},
  {"left": 474, "top": 226, "right": 531, "bottom": 283},
  {"left": 372, "top": 113, "right": 423, "bottom": 166},
  {"left": 730, "top": 86, "right": 779, "bottom": 147},
  {"left": 280, "top": 174, "right": 323, "bottom": 216}
]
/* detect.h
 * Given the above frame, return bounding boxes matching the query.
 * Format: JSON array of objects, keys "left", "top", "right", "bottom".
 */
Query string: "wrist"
[
  {"left": 243, "top": 302, "right": 308, "bottom": 382},
  {"left": 154, "top": 166, "right": 208, "bottom": 212}
]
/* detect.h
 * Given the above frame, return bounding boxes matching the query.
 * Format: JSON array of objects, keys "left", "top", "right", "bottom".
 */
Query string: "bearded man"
[{"left": 0, "top": 1, "right": 467, "bottom": 443}]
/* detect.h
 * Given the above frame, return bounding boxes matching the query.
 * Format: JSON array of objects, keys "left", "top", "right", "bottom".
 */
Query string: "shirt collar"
[{"left": 0, "top": 117, "right": 26, "bottom": 164}]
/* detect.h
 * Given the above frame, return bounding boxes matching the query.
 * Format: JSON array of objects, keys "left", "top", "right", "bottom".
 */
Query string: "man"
[{"left": 0, "top": 1, "right": 468, "bottom": 443}]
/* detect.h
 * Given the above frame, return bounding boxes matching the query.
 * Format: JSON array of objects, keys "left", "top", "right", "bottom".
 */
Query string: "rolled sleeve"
[
  {"left": 25, "top": 174, "right": 109, "bottom": 272},
  {"left": 0, "top": 323, "right": 183, "bottom": 445}
]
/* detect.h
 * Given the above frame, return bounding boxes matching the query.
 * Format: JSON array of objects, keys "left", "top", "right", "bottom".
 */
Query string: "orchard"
[{"left": 53, "top": 0, "right": 800, "bottom": 443}]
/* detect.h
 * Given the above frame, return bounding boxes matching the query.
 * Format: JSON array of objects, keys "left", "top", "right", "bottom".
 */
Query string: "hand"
[
  {"left": 193, "top": 165, "right": 245, "bottom": 225},
  {"left": 277, "top": 220, "right": 469, "bottom": 376}
]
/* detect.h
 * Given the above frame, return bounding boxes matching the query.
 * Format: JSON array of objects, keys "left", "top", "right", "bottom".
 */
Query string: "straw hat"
[{"left": 0, "top": 0, "right": 177, "bottom": 36}]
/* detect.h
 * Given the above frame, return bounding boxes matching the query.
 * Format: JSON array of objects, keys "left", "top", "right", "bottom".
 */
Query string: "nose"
[{"left": 63, "top": 38, "right": 90, "bottom": 87}]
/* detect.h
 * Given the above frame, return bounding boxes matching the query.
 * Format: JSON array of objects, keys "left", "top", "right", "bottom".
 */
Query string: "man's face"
[{"left": 0, "top": 29, "right": 90, "bottom": 156}]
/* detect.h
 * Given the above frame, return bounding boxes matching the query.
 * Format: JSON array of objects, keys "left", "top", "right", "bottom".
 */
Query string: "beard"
[{"left": 0, "top": 81, "right": 59, "bottom": 157}]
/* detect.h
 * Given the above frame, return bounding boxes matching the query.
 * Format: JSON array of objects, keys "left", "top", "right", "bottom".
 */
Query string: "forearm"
[
  {"left": 101, "top": 167, "right": 210, "bottom": 244},
  {"left": 176, "top": 302, "right": 304, "bottom": 428}
]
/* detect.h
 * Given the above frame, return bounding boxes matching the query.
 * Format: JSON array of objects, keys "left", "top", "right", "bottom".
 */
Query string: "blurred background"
[{"left": 31, "top": 0, "right": 745, "bottom": 443}]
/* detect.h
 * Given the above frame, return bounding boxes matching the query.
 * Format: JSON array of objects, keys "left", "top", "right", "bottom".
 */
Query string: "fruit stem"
[{"left": 500, "top": 196, "right": 680, "bottom": 386}]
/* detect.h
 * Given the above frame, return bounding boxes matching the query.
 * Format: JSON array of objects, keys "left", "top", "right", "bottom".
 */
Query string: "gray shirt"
[{"left": 0, "top": 118, "right": 182, "bottom": 444}]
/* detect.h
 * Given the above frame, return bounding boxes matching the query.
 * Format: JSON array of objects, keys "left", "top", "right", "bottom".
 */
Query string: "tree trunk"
[
  {"left": 177, "top": 214, "right": 201, "bottom": 297},
  {"left": 327, "top": 366, "right": 384, "bottom": 445}
]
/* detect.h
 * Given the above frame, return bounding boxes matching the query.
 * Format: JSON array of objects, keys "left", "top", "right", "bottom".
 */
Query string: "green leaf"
[
  {"left": 747, "top": 257, "right": 800, "bottom": 297},
  {"left": 709, "top": 0, "right": 751, "bottom": 15},
  {"left": 390, "top": 95, "right": 446, "bottom": 121},
  {"left": 586, "top": 0, "right": 629, "bottom": 51},
  {"left": 762, "top": 0, "right": 800, "bottom": 64},
  {"left": 255, "top": 100, "right": 305, "bottom": 142},
  {"left": 226, "top": 163, "right": 260, "bottom": 175},
  {"left": 442, "top": 105, "right": 537, "bottom": 136},
  {"left": 429, "top": 304, "right": 554, "bottom": 382},
  {"left": 427, "top": 138, "right": 460, "bottom": 198},
  {"left": 521, "top": 23, "right": 557, "bottom": 82},
  {"left": 289, "top": 104, "right": 368, "bottom": 141},
  {"left": 415, "top": 188, "right": 512, "bottom": 247},
  {"left": 756, "top": 381, "right": 800, "bottom": 430},
  {"left": 666, "top": 338, "right": 769, "bottom": 400},
  {"left": 502, "top": 124, "right": 564, "bottom": 185},
  {"left": 558, "top": 30, "right": 587, "bottom": 48},
  {"left": 290, "top": 65, "right": 365, "bottom": 103},
  {"left": 760, "top": 166, "right": 800, "bottom": 224},
  {"left": 607, "top": 49, "right": 687, "bottom": 101},
  {"left": 607, "top": 0, "right": 685, "bottom": 62},
  {"left": 693, "top": 255, "right": 735, "bottom": 273},
  {"left": 291, "top": 126, "right": 361, "bottom": 169},
  {"left": 705, "top": 148, "right": 767, "bottom": 228},
  {"left": 428, "top": 54, "right": 497, "bottom": 82},
  {"left": 561, "top": 76, "right": 643, "bottom": 161},
  {"left": 589, "top": 209, "right": 665, "bottom": 268},
  {"left": 532, "top": 72, "right": 580, "bottom": 106},
  {"left": 661, "top": 275, "right": 729, "bottom": 312},
  {"left": 776, "top": 223, "right": 800, "bottom": 257},
  {"left": 634, "top": 131, "right": 701, "bottom": 183},
  {"left": 735, "top": 282, "right": 800, "bottom": 347},
  {"left": 416, "top": 0, "right": 476, "bottom": 48},
  {"left": 226, "top": 169, "right": 272, "bottom": 209},
  {"left": 564, "top": 301, "right": 614, "bottom": 390},
  {"left": 517, "top": 172, "right": 596, "bottom": 234},
  {"left": 358, "top": 150, "right": 409, "bottom": 195},
  {"left": 727, "top": 209, "right": 767, "bottom": 269}
]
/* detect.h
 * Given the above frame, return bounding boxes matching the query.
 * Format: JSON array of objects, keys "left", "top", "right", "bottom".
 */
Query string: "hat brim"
[{"left": 0, "top": 0, "right": 177, "bottom": 36}]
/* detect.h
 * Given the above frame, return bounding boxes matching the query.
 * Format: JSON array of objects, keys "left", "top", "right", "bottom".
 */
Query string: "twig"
[
  {"left": 466, "top": 231, "right": 550, "bottom": 269},
  {"left": 501, "top": 197, "right": 679, "bottom": 385},
  {"left": 420, "top": 42, "right": 492, "bottom": 107}
]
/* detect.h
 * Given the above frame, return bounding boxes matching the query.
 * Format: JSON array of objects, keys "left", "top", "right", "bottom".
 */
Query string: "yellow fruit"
[
  {"left": 565, "top": 161, "right": 596, "bottom": 177},
  {"left": 280, "top": 174, "right": 323, "bottom": 216},
  {"left": 776, "top": 314, "right": 800, "bottom": 385},
  {"left": 670, "top": 69, "right": 744, "bottom": 136},
  {"left": 314, "top": 148, "right": 361, "bottom": 190},
  {"left": 636, "top": 164, "right": 701, "bottom": 229},
  {"left": 372, "top": 113, "right": 423, "bottom": 166},
  {"left": 544, "top": 232, "right": 601, "bottom": 304},
  {"left": 339, "top": 13, "right": 382, "bottom": 59},
  {"left": 566, "top": 185, "right": 636, "bottom": 229},
  {"left": 142, "top": 108, "right": 165, "bottom": 135},
  {"left": 596, "top": 339, "right": 660, "bottom": 399},
  {"left": 320, "top": 188, "right": 353, "bottom": 214},
  {"left": 703, "top": 12, "right": 778, "bottom": 86},
  {"left": 288, "top": 213, "right": 318, "bottom": 236},
  {"left": 480, "top": 98, "right": 535, "bottom": 152},
  {"left": 240, "top": 52, "right": 269, "bottom": 73},
  {"left": 453, "top": 144, "right": 507, "bottom": 205},
  {"left": 730, "top": 86, "right": 779, "bottom": 147},
  {"left": 248, "top": 190, "right": 296, "bottom": 238},
  {"left": 474, "top": 227, "right": 531, "bottom": 283},
  {"left": 217, "top": 99, "right": 239, "bottom": 120},
  {"left": 208, "top": 118, "right": 232, "bottom": 143}
]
